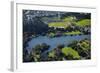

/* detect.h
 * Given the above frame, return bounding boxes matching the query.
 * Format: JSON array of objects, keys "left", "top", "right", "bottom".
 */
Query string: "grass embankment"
[{"left": 64, "top": 31, "right": 82, "bottom": 35}]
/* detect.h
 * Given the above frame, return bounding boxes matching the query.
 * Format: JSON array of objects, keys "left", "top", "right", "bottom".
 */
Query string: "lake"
[{"left": 26, "top": 35, "right": 90, "bottom": 53}]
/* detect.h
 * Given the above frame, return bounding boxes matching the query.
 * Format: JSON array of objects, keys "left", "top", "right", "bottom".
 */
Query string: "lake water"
[{"left": 26, "top": 35, "right": 90, "bottom": 53}]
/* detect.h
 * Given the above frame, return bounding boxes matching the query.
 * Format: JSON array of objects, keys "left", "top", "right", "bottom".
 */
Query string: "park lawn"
[
  {"left": 49, "top": 21, "right": 68, "bottom": 28},
  {"left": 48, "top": 16, "right": 76, "bottom": 28},
  {"left": 76, "top": 19, "right": 91, "bottom": 27},
  {"left": 64, "top": 31, "right": 82, "bottom": 35},
  {"left": 61, "top": 47, "right": 80, "bottom": 59}
]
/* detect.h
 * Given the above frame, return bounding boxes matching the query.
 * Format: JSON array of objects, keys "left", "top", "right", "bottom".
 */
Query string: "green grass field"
[
  {"left": 61, "top": 47, "right": 80, "bottom": 59},
  {"left": 49, "top": 22, "right": 68, "bottom": 28},
  {"left": 76, "top": 19, "right": 91, "bottom": 27},
  {"left": 48, "top": 17, "right": 74, "bottom": 28}
]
